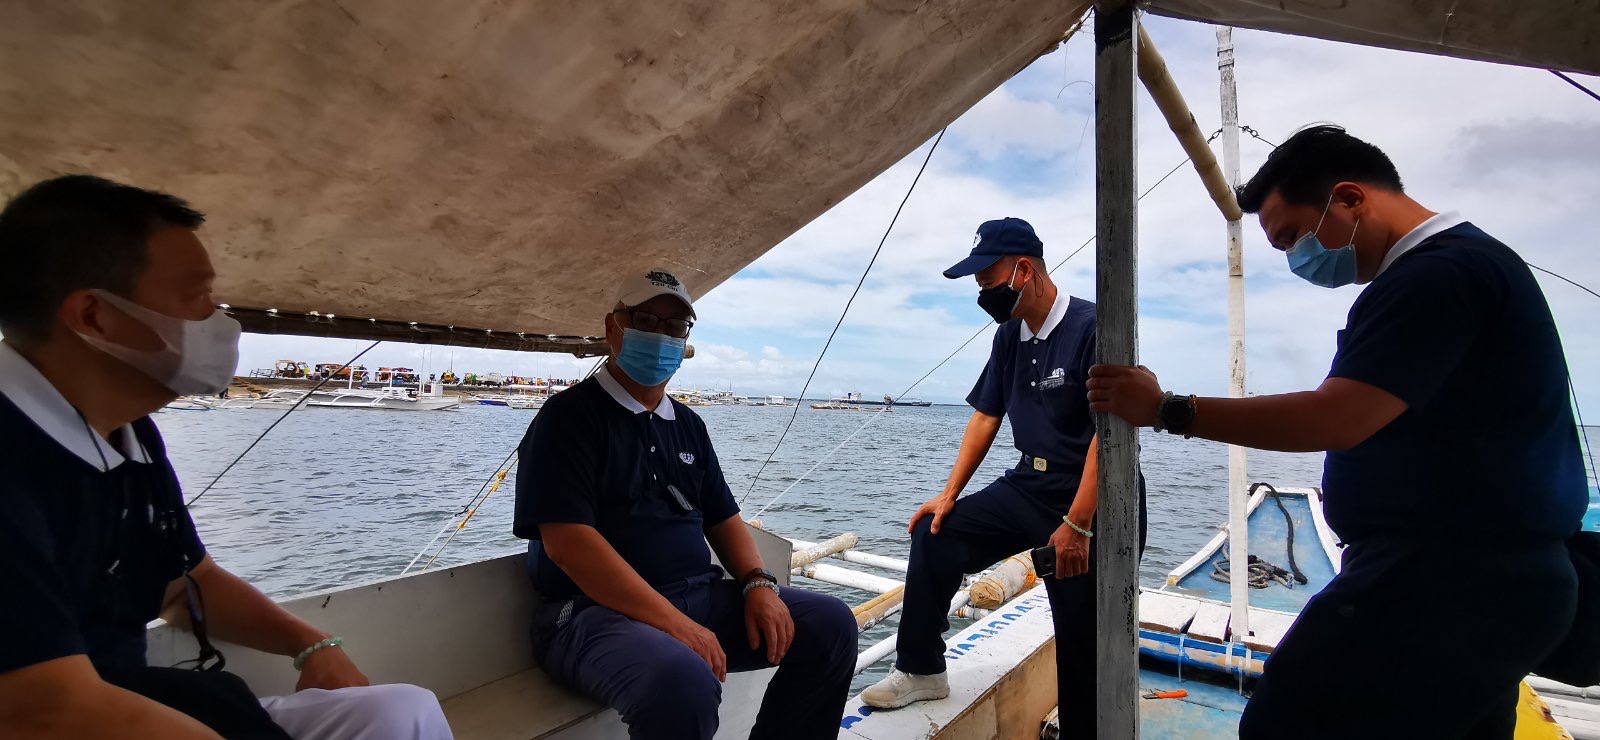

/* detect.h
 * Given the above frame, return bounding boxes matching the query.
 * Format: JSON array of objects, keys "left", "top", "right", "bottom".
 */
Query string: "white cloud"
[{"left": 950, "top": 86, "right": 1091, "bottom": 161}]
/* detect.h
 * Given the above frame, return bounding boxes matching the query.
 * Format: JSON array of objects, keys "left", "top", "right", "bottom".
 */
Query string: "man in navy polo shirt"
[
  {"left": 512, "top": 268, "right": 857, "bottom": 740},
  {"left": 860, "top": 218, "right": 1145, "bottom": 740},
  {"left": 0, "top": 175, "right": 450, "bottom": 738},
  {"left": 1088, "top": 125, "right": 1586, "bottom": 738}
]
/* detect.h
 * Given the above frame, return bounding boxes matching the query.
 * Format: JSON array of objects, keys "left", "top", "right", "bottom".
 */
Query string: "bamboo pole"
[
  {"left": 1216, "top": 25, "right": 1252, "bottom": 640},
  {"left": 852, "top": 589, "right": 976, "bottom": 675},
  {"left": 852, "top": 585, "right": 906, "bottom": 630},
  {"left": 967, "top": 552, "right": 1038, "bottom": 609},
  {"left": 789, "top": 533, "right": 859, "bottom": 569},
  {"left": 1094, "top": 2, "right": 1142, "bottom": 737},
  {"left": 1135, "top": 25, "right": 1243, "bottom": 222}
]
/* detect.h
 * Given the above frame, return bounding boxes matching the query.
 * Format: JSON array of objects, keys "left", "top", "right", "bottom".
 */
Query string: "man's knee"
[
  {"left": 909, "top": 517, "right": 962, "bottom": 564},
  {"left": 373, "top": 684, "right": 451, "bottom": 739},
  {"left": 802, "top": 593, "right": 859, "bottom": 660},
  {"left": 265, "top": 684, "right": 451, "bottom": 740},
  {"left": 622, "top": 651, "right": 721, "bottom": 727}
]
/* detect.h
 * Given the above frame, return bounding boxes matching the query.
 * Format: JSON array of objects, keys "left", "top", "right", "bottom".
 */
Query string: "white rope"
[
  {"left": 398, "top": 358, "right": 605, "bottom": 576},
  {"left": 401, "top": 516, "right": 462, "bottom": 575}
]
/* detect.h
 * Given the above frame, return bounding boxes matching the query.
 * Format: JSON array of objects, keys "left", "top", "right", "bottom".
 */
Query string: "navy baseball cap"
[{"left": 942, "top": 217, "right": 1044, "bottom": 279}]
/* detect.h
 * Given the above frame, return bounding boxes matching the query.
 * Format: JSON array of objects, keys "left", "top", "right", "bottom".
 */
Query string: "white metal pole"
[
  {"left": 1216, "top": 24, "right": 1252, "bottom": 641},
  {"left": 1094, "top": 2, "right": 1141, "bottom": 736}
]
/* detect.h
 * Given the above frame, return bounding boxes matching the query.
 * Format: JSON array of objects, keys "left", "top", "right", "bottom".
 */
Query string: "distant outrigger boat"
[{"left": 306, "top": 387, "right": 461, "bottom": 411}]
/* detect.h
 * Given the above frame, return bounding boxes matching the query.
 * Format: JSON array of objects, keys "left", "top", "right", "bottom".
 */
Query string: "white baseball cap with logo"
[{"left": 616, "top": 268, "right": 696, "bottom": 318}]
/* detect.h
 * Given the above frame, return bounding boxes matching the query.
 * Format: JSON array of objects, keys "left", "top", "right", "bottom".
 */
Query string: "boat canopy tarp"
[{"left": 1, "top": 1, "right": 1595, "bottom": 352}]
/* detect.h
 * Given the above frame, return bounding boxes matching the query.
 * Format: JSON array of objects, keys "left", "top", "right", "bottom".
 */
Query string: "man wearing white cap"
[{"left": 512, "top": 269, "right": 858, "bottom": 740}]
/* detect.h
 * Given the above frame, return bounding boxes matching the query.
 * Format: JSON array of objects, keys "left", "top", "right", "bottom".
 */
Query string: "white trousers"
[{"left": 258, "top": 684, "right": 453, "bottom": 740}]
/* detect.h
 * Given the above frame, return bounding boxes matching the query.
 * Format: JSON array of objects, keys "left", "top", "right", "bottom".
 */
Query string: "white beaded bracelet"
[
  {"left": 1062, "top": 516, "right": 1094, "bottom": 538},
  {"left": 293, "top": 636, "right": 344, "bottom": 671}
]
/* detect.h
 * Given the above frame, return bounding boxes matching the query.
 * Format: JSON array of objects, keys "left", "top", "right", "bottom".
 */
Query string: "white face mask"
[{"left": 76, "top": 289, "right": 242, "bottom": 396}]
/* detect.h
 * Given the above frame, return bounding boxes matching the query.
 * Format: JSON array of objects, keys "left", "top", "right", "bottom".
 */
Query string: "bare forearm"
[
  {"left": 1065, "top": 433, "right": 1100, "bottom": 526},
  {"left": 941, "top": 411, "right": 1002, "bottom": 498},
  {"left": 542, "top": 524, "right": 688, "bottom": 633},
  {"left": 1190, "top": 391, "right": 1364, "bottom": 452},
  {"left": 706, "top": 516, "right": 763, "bottom": 581},
  {"left": 0, "top": 658, "right": 220, "bottom": 740},
  {"left": 172, "top": 561, "right": 324, "bottom": 657}
]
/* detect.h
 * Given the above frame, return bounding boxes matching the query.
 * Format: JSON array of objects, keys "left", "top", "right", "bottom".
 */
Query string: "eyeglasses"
[{"left": 616, "top": 309, "right": 693, "bottom": 339}]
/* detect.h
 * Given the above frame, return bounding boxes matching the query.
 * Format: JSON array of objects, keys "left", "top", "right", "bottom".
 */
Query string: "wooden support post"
[
  {"left": 1217, "top": 25, "right": 1252, "bottom": 640},
  {"left": 1094, "top": 2, "right": 1140, "bottom": 737}
]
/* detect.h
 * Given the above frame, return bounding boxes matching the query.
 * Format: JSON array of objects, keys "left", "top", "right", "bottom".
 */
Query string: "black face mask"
[{"left": 976, "top": 262, "right": 1026, "bottom": 324}]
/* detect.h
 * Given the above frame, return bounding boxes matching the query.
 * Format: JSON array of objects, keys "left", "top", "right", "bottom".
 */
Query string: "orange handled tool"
[{"left": 1142, "top": 689, "right": 1188, "bottom": 700}]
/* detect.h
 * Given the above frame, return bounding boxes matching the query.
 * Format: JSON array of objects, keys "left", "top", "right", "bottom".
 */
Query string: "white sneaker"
[{"left": 860, "top": 668, "right": 950, "bottom": 709}]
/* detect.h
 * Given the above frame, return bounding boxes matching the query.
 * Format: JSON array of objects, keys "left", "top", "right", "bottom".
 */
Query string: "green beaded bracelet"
[{"left": 293, "top": 636, "right": 343, "bottom": 671}]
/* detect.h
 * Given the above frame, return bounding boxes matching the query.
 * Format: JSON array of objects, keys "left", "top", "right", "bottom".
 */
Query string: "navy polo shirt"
[
  {"left": 1324, "top": 220, "right": 1587, "bottom": 542},
  {"left": 0, "top": 342, "right": 206, "bottom": 676},
  {"left": 513, "top": 366, "right": 742, "bottom": 600},
  {"left": 968, "top": 291, "right": 1098, "bottom": 494}
]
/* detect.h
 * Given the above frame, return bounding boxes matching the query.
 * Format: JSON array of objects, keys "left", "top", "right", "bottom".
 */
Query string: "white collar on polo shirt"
[
  {"left": 595, "top": 362, "right": 677, "bottom": 420},
  {"left": 1375, "top": 211, "right": 1465, "bottom": 279},
  {"left": 1019, "top": 287, "right": 1071, "bottom": 342},
  {"left": 0, "top": 341, "right": 153, "bottom": 471}
]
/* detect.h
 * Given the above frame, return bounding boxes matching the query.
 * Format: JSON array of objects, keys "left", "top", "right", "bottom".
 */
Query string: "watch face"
[{"left": 1164, "top": 398, "right": 1194, "bottom": 426}]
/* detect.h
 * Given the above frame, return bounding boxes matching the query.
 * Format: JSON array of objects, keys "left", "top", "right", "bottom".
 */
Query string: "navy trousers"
[
  {"left": 894, "top": 469, "right": 1145, "bottom": 740},
  {"left": 1240, "top": 538, "right": 1577, "bottom": 740},
  {"left": 534, "top": 570, "right": 858, "bottom": 740}
]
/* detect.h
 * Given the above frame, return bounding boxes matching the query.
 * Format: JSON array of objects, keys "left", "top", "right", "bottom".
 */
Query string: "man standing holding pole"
[
  {"left": 860, "top": 218, "right": 1145, "bottom": 740},
  {"left": 1087, "top": 125, "right": 1586, "bottom": 738}
]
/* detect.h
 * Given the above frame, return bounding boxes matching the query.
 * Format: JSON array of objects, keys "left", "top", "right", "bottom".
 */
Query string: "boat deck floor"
[{"left": 1137, "top": 660, "right": 1250, "bottom": 739}]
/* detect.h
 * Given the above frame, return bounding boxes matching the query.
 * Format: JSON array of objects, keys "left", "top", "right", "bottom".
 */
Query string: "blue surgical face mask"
[
  {"left": 1286, "top": 194, "right": 1360, "bottom": 289},
  {"left": 614, "top": 327, "right": 686, "bottom": 386}
]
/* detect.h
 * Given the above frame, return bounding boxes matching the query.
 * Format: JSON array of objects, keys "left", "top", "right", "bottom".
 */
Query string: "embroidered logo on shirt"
[
  {"left": 679, "top": 452, "right": 696, "bottom": 465},
  {"left": 1039, "top": 368, "right": 1067, "bottom": 390}
]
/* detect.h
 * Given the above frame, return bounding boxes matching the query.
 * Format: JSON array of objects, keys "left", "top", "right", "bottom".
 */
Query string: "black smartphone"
[{"left": 1031, "top": 544, "right": 1056, "bottom": 579}]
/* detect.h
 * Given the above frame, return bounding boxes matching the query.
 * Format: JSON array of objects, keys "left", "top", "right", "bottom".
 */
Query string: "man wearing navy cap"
[
  {"left": 861, "top": 218, "right": 1145, "bottom": 740},
  {"left": 512, "top": 268, "right": 857, "bottom": 740}
]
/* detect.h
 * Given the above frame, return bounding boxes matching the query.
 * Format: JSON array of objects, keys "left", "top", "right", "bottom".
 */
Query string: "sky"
[{"left": 236, "top": 16, "right": 1600, "bottom": 412}]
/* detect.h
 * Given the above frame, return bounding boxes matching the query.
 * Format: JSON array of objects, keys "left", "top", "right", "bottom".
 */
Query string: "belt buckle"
[{"left": 1032, "top": 456, "right": 1048, "bottom": 472}]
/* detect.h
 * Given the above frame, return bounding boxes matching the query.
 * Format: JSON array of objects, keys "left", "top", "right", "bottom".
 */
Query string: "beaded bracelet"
[
  {"left": 1062, "top": 516, "right": 1094, "bottom": 538},
  {"left": 293, "top": 636, "right": 344, "bottom": 671}
]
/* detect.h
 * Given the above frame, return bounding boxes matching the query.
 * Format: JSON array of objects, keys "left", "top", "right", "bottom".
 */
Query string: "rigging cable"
[
  {"left": 401, "top": 447, "right": 520, "bottom": 574},
  {"left": 1527, "top": 262, "right": 1600, "bottom": 487},
  {"left": 750, "top": 151, "right": 1202, "bottom": 517},
  {"left": 186, "top": 340, "right": 381, "bottom": 507},
  {"left": 738, "top": 128, "right": 948, "bottom": 505},
  {"left": 399, "top": 351, "right": 610, "bottom": 572},
  {"left": 1551, "top": 70, "right": 1600, "bottom": 104}
]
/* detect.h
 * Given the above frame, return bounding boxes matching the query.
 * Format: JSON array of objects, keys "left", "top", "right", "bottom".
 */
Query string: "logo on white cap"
[{"left": 646, "top": 270, "right": 681, "bottom": 289}]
